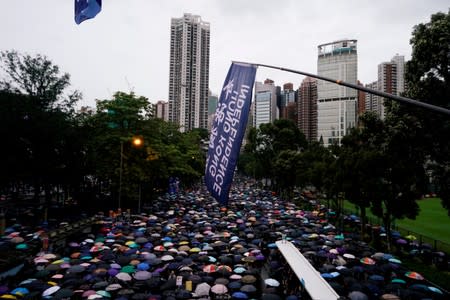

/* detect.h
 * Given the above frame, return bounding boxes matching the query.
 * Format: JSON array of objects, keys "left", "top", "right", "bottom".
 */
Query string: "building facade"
[
  {"left": 168, "top": 13, "right": 210, "bottom": 132},
  {"left": 155, "top": 100, "right": 169, "bottom": 121},
  {"left": 298, "top": 77, "right": 318, "bottom": 142},
  {"left": 279, "top": 82, "right": 297, "bottom": 121},
  {"left": 377, "top": 54, "right": 405, "bottom": 119},
  {"left": 253, "top": 79, "right": 280, "bottom": 128},
  {"left": 317, "top": 39, "right": 358, "bottom": 146}
]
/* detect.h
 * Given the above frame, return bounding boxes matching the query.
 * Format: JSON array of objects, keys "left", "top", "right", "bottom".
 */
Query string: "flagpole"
[{"left": 233, "top": 61, "right": 450, "bottom": 117}]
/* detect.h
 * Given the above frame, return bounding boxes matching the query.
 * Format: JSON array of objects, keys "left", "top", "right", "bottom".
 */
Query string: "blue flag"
[
  {"left": 205, "top": 62, "right": 257, "bottom": 206},
  {"left": 75, "top": 0, "right": 102, "bottom": 24}
]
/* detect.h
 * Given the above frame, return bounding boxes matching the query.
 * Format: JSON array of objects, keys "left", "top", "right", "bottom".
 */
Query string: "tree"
[
  {"left": 402, "top": 10, "right": 450, "bottom": 213},
  {"left": 337, "top": 113, "right": 387, "bottom": 238},
  {"left": 0, "top": 50, "right": 81, "bottom": 112}
]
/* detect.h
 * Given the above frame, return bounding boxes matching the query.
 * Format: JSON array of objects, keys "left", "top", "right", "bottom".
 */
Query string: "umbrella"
[
  {"left": 261, "top": 293, "right": 282, "bottom": 300},
  {"left": 241, "top": 275, "right": 256, "bottom": 284},
  {"left": 10, "top": 287, "right": 29, "bottom": 296},
  {"left": 240, "top": 284, "right": 257, "bottom": 293},
  {"left": 405, "top": 234, "right": 416, "bottom": 241},
  {"left": 368, "top": 274, "right": 384, "bottom": 281},
  {"left": 360, "top": 257, "right": 375, "bottom": 265},
  {"left": 404, "top": 271, "right": 424, "bottom": 280},
  {"left": 264, "top": 278, "right": 280, "bottom": 287},
  {"left": 211, "top": 284, "right": 228, "bottom": 294},
  {"left": 203, "top": 264, "right": 217, "bottom": 273},
  {"left": 105, "top": 283, "right": 122, "bottom": 292},
  {"left": 53, "top": 288, "right": 74, "bottom": 298},
  {"left": 233, "top": 267, "right": 246, "bottom": 274},
  {"left": 194, "top": 282, "right": 211, "bottom": 297},
  {"left": 96, "top": 290, "right": 111, "bottom": 298},
  {"left": 388, "top": 258, "right": 402, "bottom": 264},
  {"left": 232, "top": 291, "right": 249, "bottom": 299},
  {"left": 42, "top": 286, "right": 60, "bottom": 297},
  {"left": 82, "top": 290, "right": 97, "bottom": 297},
  {"left": 134, "top": 270, "right": 152, "bottom": 280},
  {"left": 428, "top": 286, "right": 443, "bottom": 294},
  {"left": 348, "top": 291, "right": 368, "bottom": 300},
  {"left": 391, "top": 278, "right": 406, "bottom": 284},
  {"left": 115, "top": 272, "right": 132, "bottom": 281},
  {"left": 396, "top": 239, "right": 407, "bottom": 245}
]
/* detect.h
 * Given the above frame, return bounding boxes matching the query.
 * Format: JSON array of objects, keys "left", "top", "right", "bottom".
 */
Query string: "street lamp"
[{"left": 118, "top": 136, "right": 143, "bottom": 209}]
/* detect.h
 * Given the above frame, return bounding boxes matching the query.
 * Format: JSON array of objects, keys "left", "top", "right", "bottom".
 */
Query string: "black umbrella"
[
  {"left": 261, "top": 293, "right": 282, "bottom": 300},
  {"left": 240, "top": 284, "right": 257, "bottom": 293},
  {"left": 160, "top": 278, "right": 177, "bottom": 291}
]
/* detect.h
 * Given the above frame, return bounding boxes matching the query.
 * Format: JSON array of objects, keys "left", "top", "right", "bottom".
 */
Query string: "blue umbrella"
[
  {"left": 11, "top": 287, "right": 29, "bottom": 296},
  {"left": 232, "top": 291, "right": 248, "bottom": 299},
  {"left": 369, "top": 274, "right": 384, "bottom": 281}
]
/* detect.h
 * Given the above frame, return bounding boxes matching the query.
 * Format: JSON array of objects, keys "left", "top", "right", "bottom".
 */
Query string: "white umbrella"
[
  {"left": 42, "top": 286, "right": 60, "bottom": 297},
  {"left": 115, "top": 272, "right": 132, "bottom": 281},
  {"left": 264, "top": 278, "right": 280, "bottom": 287}
]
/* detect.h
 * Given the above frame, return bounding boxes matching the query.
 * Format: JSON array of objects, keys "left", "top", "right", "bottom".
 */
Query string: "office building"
[
  {"left": 168, "top": 13, "right": 210, "bottom": 132},
  {"left": 279, "top": 83, "right": 297, "bottom": 121},
  {"left": 317, "top": 39, "right": 358, "bottom": 146}
]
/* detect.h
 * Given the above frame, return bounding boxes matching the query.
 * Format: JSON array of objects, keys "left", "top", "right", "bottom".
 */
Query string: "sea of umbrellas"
[{"left": 0, "top": 183, "right": 448, "bottom": 300}]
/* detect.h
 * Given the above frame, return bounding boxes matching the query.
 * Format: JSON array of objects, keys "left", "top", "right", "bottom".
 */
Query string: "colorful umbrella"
[
  {"left": 404, "top": 271, "right": 424, "bottom": 280},
  {"left": 203, "top": 264, "right": 217, "bottom": 273},
  {"left": 360, "top": 257, "right": 376, "bottom": 265}
]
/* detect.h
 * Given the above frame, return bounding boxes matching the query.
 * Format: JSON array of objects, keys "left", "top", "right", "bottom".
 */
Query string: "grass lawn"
[{"left": 342, "top": 198, "right": 450, "bottom": 245}]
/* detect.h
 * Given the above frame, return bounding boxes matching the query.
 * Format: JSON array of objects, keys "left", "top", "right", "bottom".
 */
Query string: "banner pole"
[{"left": 233, "top": 61, "right": 450, "bottom": 117}]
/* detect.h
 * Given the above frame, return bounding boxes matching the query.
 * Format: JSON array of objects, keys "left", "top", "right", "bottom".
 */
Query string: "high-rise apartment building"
[
  {"left": 168, "top": 13, "right": 210, "bottom": 132},
  {"left": 365, "top": 81, "right": 380, "bottom": 115},
  {"left": 155, "top": 100, "right": 169, "bottom": 121},
  {"left": 317, "top": 39, "right": 358, "bottom": 147},
  {"left": 207, "top": 92, "right": 218, "bottom": 131},
  {"left": 298, "top": 77, "right": 318, "bottom": 142},
  {"left": 253, "top": 79, "right": 280, "bottom": 128},
  {"left": 377, "top": 55, "right": 405, "bottom": 119}
]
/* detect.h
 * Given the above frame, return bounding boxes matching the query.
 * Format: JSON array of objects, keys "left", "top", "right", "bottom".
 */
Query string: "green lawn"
[{"left": 342, "top": 198, "right": 450, "bottom": 245}]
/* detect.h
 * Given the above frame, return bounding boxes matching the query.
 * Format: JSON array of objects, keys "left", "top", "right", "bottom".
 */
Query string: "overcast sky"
[{"left": 1, "top": 0, "right": 448, "bottom": 108}]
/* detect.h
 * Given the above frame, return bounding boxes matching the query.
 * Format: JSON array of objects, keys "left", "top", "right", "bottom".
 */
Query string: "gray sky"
[{"left": 1, "top": 0, "right": 448, "bottom": 108}]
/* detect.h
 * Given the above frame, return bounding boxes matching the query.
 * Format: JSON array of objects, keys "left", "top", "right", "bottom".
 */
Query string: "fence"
[{"left": 342, "top": 207, "right": 450, "bottom": 254}]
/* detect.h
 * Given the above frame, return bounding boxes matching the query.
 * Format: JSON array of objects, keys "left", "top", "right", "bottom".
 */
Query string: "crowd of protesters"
[{"left": 0, "top": 181, "right": 448, "bottom": 299}]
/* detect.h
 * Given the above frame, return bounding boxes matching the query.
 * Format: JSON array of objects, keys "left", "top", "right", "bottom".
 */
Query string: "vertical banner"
[{"left": 205, "top": 62, "right": 257, "bottom": 206}]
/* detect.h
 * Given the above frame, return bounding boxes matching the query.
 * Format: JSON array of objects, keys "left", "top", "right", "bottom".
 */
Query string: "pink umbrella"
[{"left": 211, "top": 283, "right": 228, "bottom": 294}]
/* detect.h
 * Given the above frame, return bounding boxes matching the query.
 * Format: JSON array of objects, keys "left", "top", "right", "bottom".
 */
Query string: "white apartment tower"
[
  {"left": 168, "top": 13, "right": 210, "bottom": 132},
  {"left": 253, "top": 79, "right": 280, "bottom": 128},
  {"left": 317, "top": 39, "right": 358, "bottom": 147}
]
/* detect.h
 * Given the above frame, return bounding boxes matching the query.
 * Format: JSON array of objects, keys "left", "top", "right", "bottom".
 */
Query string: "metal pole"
[
  {"left": 232, "top": 61, "right": 450, "bottom": 116},
  {"left": 118, "top": 141, "right": 123, "bottom": 209},
  {"left": 138, "top": 183, "right": 142, "bottom": 214}
]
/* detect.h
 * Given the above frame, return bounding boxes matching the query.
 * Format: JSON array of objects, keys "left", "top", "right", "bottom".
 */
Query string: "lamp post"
[{"left": 118, "top": 136, "right": 143, "bottom": 210}]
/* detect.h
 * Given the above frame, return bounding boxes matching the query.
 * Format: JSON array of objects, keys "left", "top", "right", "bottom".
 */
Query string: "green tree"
[
  {"left": 402, "top": 10, "right": 450, "bottom": 213},
  {"left": 0, "top": 50, "right": 81, "bottom": 112}
]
